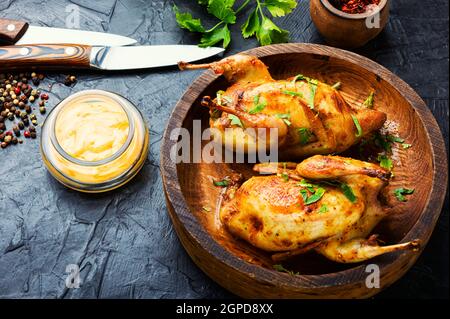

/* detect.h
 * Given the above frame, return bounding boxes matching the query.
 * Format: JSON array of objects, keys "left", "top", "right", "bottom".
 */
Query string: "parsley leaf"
[
  {"left": 173, "top": 5, "right": 205, "bottom": 32},
  {"left": 298, "top": 128, "right": 313, "bottom": 145},
  {"left": 340, "top": 183, "right": 357, "bottom": 203},
  {"left": 202, "top": 206, "right": 212, "bottom": 212},
  {"left": 373, "top": 132, "right": 392, "bottom": 152},
  {"left": 265, "top": 0, "right": 298, "bottom": 17},
  {"left": 297, "top": 179, "right": 320, "bottom": 189},
  {"left": 213, "top": 179, "right": 230, "bottom": 187},
  {"left": 280, "top": 172, "right": 289, "bottom": 182},
  {"left": 318, "top": 204, "right": 329, "bottom": 213},
  {"left": 275, "top": 113, "right": 292, "bottom": 126},
  {"left": 173, "top": 0, "right": 297, "bottom": 48},
  {"left": 402, "top": 143, "right": 412, "bottom": 149},
  {"left": 275, "top": 113, "right": 291, "bottom": 119},
  {"left": 241, "top": 8, "right": 260, "bottom": 38},
  {"left": 320, "top": 180, "right": 357, "bottom": 203},
  {"left": 273, "top": 264, "right": 299, "bottom": 275},
  {"left": 351, "top": 115, "right": 363, "bottom": 137},
  {"left": 305, "top": 187, "right": 326, "bottom": 205},
  {"left": 249, "top": 94, "right": 267, "bottom": 114},
  {"left": 363, "top": 91, "right": 375, "bottom": 108},
  {"left": 394, "top": 188, "right": 415, "bottom": 202},
  {"left": 377, "top": 154, "right": 393, "bottom": 171},
  {"left": 257, "top": 16, "right": 289, "bottom": 46},
  {"left": 300, "top": 187, "right": 326, "bottom": 205},
  {"left": 228, "top": 114, "right": 244, "bottom": 128},
  {"left": 308, "top": 79, "right": 318, "bottom": 109},
  {"left": 207, "top": 0, "right": 237, "bottom": 24},
  {"left": 387, "top": 135, "right": 404, "bottom": 143},
  {"left": 291, "top": 74, "right": 317, "bottom": 109},
  {"left": 200, "top": 24, "right": 231, "bottom": 48},
  {"left": 282, "top": 90, "right": 303, "bottom": 97}
]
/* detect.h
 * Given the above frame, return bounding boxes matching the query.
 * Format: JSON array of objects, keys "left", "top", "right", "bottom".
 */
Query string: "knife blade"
[
  {"left": 0, "top": 44, "right": 225, "bottom": 71},
  {"left": 0, "top": 18, "right": 137, "bottom": 46}
]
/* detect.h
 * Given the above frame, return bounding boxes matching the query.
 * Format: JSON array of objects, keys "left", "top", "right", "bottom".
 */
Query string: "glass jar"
[{"left": 41, "top": 90, "right": 149, "bottom": 193}]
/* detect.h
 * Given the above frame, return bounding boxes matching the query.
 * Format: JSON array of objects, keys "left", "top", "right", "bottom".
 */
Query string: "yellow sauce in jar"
[
  {"left": 40, "top": 90, "right": 149, "bottom": 193},
  {"left": 55, "top": 97, "right": 130, "bottom": 162}
]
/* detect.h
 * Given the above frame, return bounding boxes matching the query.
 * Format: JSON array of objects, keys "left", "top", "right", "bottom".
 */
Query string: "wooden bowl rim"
[
  {"left": 319, "top": 0, "right": 389, "bottom": 20},
  {"left": 160, "top": 43, "right": 448, "bottom": 290}
]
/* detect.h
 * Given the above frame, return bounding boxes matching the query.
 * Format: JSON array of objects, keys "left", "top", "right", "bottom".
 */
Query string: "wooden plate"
[{"left": 160, "top": 43, "right": 448, "bottom": 298}]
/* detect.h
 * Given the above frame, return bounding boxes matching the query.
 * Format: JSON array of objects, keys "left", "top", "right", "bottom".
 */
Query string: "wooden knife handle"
[
  {"left": 0, "top": 18, "right": 29, "bottom": 44},
  {"left": 0, "top": 44, "right": 92, "bottom": 70}
]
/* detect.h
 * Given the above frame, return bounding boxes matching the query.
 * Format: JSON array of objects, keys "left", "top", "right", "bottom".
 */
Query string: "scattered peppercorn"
[
  {"left": 0, "top": 72, "right": 51, "bottom": 150},
  {"left": 64, "top": 75, "right": 77, "bottom": 86}
]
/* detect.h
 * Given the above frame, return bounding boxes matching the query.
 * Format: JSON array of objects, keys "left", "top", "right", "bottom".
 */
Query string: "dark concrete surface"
[{"left": 0, "top": 0, "right": 448, "bottom": 299}]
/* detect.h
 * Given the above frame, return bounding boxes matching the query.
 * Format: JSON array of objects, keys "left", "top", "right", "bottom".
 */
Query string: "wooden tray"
[{"left": 160, "top": 43, "right": 448, "bottom": 298}]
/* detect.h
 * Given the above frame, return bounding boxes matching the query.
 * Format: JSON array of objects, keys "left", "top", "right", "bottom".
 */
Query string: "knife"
[
  {"left": 0, "top": 18, "right": 136, "bottom": 46},
  {"left": 0, "top": 44, "right": 225, "bottom": 70}
]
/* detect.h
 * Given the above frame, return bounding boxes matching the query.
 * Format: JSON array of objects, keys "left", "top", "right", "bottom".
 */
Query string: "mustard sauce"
[
  {"left": 55, "top": 97, "right": 129, "bottom": 162},
  {"left": 41, "top": 90, "right": 149, "bottom": 193}
]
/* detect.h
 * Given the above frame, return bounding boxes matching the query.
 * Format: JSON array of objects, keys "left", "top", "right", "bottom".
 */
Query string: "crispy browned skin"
[
  {"left": 220, "top": 155, "right": 420, "bottom": 263},
  {"left": 180, "top": 54, "right": 387, "bottom": 158}
]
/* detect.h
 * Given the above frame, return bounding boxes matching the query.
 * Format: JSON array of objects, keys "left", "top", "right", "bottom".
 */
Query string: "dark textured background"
[{"left": 0, "top": 0, "right": 448, "bottom": 299}]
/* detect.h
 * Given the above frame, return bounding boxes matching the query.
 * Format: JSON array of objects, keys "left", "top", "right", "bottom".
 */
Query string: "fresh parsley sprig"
[{"left": 174, "top": 0, "right": 299, "bottom": 48}]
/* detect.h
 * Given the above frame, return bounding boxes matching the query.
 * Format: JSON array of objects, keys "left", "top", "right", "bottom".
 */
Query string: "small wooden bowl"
[
  {"left": 161, "top": 44, "right": 447, "bottom": 298},
  {"left": 310, "top": 0, "right": 390, "bottom": 49}
]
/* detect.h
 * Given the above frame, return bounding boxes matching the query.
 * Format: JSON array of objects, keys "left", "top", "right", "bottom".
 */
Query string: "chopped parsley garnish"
[
  {"left": 202, "top": 206, "right": 211, "bottom": 212},
  {"left": 377, "top": 154, "right": 393, "bottom": 171},
  {"left": 279, "top": 163, "right": 290, "bottom": 182},
  {"left": 387, "top": 135, "right": 404, "bottom": 143},
  {"left": 291, "top": 74, "right": 318, "bottom": 109},
  {"left": 363, "top": 91, "right": 375, "bottom": 108},
  {"left": 282, "top": 90, "right": 303, "bottom": 98},
  {"left": 318, "top": 204, "right": 329, "bottom": 213},
  {"left": 216, "top": 90, "right": 225, "bottom": 105},
  {"left": 253, "top": 94, "right": 260, "bottom": 105},
  {"left": 300, "top": 187, "right": 326, "bottom": 205},
  {"left": 273, "top": 264, "right": 299, "bottom": 275},
  {"left": 402, "top": 143, "right": 412, "bottom": 149},
  {"left": 320, "top": 180, "right": 357, "bottom": 203},
  {"left": 297, "top": 179, "right": 320, "bottom": 192},
  {"left": 292, "top": 74, "right": 307, "bottom": 83},
  {"left": 394, "top": 188, "right": 415, "bottom": 202},
  {"left": 351, "top": 115, "right": 363, "bottom": 137},
  {"left": 340, "top": 183, "right": 357, "bottom": 203},
  {"left": 280, "top": 172, "right": 289, "bottom": 182},
  {"left": 213, "top": 179, "right": 230, "bottom": 187},
  {"left": 275, "top": 113, "right": 291, "bottom": 126},
  {"left": 228, "top": 114, "right": 244, "bottom": 128},
  {"left": 308, "top": 79, "right": 318, "bottom": 109},
  {"left": 249, "top": 94, "right": 267, "bottom": 114},
  {"left": 216, "top": 90, "right": 232, "bottom": 106},
  {"left": 373, "top": 132, "right": 392, "bottom": 152},
  {"left": 298, "top": 127, "right": 313, "bottom": 145}
]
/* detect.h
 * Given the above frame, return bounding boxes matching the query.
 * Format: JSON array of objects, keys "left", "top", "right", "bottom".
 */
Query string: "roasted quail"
[
  {"left": 180, "top": 54, "right": 387, "bottom": 158},
  {"left": 219, "top": 155, "right": 420, "bottom": 263}
]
